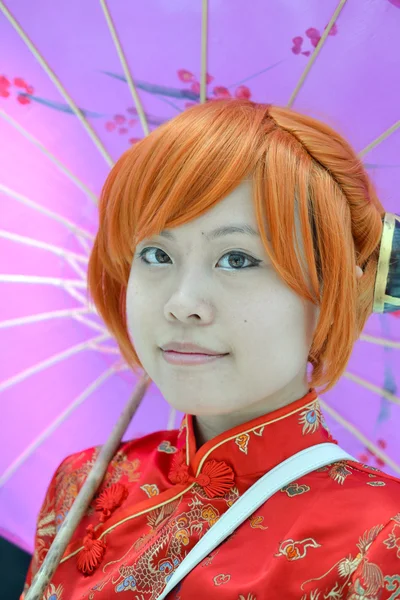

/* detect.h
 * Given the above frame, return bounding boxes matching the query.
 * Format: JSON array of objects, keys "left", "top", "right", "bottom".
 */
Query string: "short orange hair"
[{"left": 87, "top": 99, "right": 384, "bottom": 394}]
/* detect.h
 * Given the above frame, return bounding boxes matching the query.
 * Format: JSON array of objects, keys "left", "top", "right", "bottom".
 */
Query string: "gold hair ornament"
[{"left": 373, "top": 212, "right": 400, "bottom": 313}]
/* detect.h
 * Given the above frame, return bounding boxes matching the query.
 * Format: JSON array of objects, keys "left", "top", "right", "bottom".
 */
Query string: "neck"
[{"left": 192, "top": 377, "right": 311, "bottom": 447}]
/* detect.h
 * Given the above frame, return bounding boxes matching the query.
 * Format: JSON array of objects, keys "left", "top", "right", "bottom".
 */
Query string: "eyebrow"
[{"left": 158, "top": 224, "right": 261, "bottom": 241}]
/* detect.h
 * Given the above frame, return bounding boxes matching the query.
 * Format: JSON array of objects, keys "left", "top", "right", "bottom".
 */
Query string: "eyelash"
[{"left": 136, "top": 247, "right": 262, "bottom": 270}]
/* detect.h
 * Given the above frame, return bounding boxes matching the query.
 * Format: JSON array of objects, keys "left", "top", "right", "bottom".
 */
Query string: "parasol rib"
[
  {"left": 0, "top": 184, "right": 94, "bottom": 242},
  {"left": 319, "top": 398, "right": 400, "bottom": 474},
  {"left": 343, "top": 371, "right": 400, "bottom": 407},
  {"left": 358, "top": 120, "right": 400, "bottom": 157},
  {"left": 0, "top": 332, "right": 110, "bottom": 394},
  {"left": 0, "top": 274, "right": 87, "bottom": 288},
  {"left": 24, "top": 374, "right": 151, "bottom": 600},
  {"left": 200, "top": 0, "right": 209, "bottom": 104},
  {"left": 0, "top": 231, "right": 89, "bottom": 264},
  {"left": 0, "top": 1, "right": 114, "bottom": 167},
  {"left": 0, "top": 109, "right": 98, "bottom": 204},
  {"left": 71, "top": 314, "right": 109, "bottom": 335},
  {"left": 0, "top": 308, "right": 91, "bottom": 329},
  {"left": 0, "top": 364, "right": 120, "bottom": 488},
  {"left": 64, "top": 284, "right": 91, "bottom": 307},
  {"left": 100, "top": 0, "right": 149, "bottom": 137},
  {"left": 90, "top": 344, "right": 120, "bottom": 355},
  {"left": 287, "top": 0, "right": 348, "bottom": 108},
  {"left": 64, "top": 257, "right": 87, "bottom": 281},
  {"left": 360, "top": 332, "right": 400, "bottom": 350}
]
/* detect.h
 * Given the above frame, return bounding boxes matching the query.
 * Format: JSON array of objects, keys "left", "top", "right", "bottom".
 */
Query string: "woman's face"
[{"left": 126, "top": 179, "right": 319, "bottom": 418}]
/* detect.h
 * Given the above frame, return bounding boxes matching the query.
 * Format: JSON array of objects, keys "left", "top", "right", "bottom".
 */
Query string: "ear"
[{"left": 355, "top": 266, "right": 364, "bottom": 280}]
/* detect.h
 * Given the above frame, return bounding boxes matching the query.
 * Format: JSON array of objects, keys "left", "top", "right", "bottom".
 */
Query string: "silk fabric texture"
[{"left": 21, "top": 389, "right": 400, "bottom": 599}]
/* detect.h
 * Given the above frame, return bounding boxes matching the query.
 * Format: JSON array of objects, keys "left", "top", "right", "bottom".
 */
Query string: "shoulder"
[
  {"left": 53, "top": 426, "right": 180, "bottom": 497},
  {"left": 300, "top": 458, "right": 400, "bottom": 538},
  {"left": 37, "top": 427, "right": 180, "bottom": 536}
]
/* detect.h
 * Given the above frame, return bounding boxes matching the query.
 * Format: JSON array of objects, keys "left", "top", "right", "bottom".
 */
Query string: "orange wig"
[{"left": 87, "top": 99, "right": 384, "bottom": 394}]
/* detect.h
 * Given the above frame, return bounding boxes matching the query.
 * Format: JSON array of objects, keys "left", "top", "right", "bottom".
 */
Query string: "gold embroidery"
[
  {"left": 276, "top": 537, "right": 321, "bottom": 561},
  {"left": 383, "top": 521, "right": 400, "bottom": 557},
  {"left": 157, "top": 441, "right": 177, "bottom": 454},
  {"left": 253, "top": 426, "right": 265, "bottom": 436},
  {"left": 301, "top": 524, "right": 385, "bottom": 598},
  {"left": 225, "top": 486, "right": 240, "bottom": 507},
  {"left": 329, "top": 461, "right": 353, "bottom": 485},
  {"left": 281, "top": 482, "right": 311, "bottom": 497},
  {"left": 43, "top": 583, "right": 64, "bottom": 599},
  {"left": 214, "top": 574, "right": 231, "bottom": 585},
  {"left": 249, "top": 515, "right": 268, "bottom": 530},
  {"left": 140, "top": 484, "right": 160, "bottom": 498},
  {"left": 201, "top": 505, "right": 220, "bottom": 527},
  {"left": 235, "top": 433, "right": 250, "bottom": 454},
  {"left": 299, "top": 401, "right": 322, "bottom": 435}
]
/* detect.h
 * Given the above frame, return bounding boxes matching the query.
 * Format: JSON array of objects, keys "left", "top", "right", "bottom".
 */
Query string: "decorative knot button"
[
  {"left": 77, "top": 525, "right": 106, "bottom": 576},
  {"left": 194, "top": 459, "right": 235, "bottom": 498},
  {"left": 95, "top": 482, "right": 128, "bottom": 522},
  {"left": 169, "top": 449, "right": 235, "bottom": 498},
  {"left": 168, "top": 448, "right": 191, "bottom": 485}
]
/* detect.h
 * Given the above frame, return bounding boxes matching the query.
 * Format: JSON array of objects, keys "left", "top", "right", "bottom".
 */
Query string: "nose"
[{"left": 163, "top": 272, "right": 215, "bottom": 325}]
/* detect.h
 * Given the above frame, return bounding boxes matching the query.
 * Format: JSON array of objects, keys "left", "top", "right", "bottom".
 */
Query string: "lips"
[{"left": 160, "top": 341, "right": 227, "bottom": 356}]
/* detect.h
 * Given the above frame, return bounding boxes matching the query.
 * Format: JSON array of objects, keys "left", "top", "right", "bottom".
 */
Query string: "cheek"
[
  {"left": 231, "top": 285, "right": 312, "bottom": 358},
  {"left": 125, "top": 275, "right": 152, "bottom": 344}
]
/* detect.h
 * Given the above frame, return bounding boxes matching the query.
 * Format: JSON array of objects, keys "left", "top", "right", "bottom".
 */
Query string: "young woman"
[{"left": 22, "top": 99, "right": 400, "bottom": 599}]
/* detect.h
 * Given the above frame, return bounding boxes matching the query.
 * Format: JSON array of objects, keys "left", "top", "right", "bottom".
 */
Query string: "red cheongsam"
[{"left": 21, "top": 389, "right": 400, "bottom": 599}]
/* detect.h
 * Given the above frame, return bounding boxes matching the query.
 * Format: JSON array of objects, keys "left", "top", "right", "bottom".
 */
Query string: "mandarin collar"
[{"left": 174, "top": 389, "right": 336, "bottom": 479}]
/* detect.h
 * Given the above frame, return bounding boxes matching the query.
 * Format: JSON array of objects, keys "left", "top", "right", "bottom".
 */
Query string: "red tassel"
[
  {"left": 95, "top": 483, "right": 128, "bottom": 522},
  {"left": 195, "top": 460, "right": 235, "bottom": 498},
  {"left": 77, "top": 525, "right": 106, "bottom": 576}
]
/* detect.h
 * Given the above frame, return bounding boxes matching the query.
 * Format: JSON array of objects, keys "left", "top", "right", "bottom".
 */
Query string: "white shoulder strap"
[{"left": 158, "top": 443, "right": 355, "bottom": 600}]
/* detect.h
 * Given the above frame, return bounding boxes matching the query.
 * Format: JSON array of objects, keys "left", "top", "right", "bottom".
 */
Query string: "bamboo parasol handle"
[{"left": 25, "top": 373, "right": 152, "bottom": 600}]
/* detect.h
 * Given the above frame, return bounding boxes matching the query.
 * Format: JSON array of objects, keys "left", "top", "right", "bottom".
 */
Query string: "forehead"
[{"left": 170, "top": 180, "right": 257, "bottom": 238}]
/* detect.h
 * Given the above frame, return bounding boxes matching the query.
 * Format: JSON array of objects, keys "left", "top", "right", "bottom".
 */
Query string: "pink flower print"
[
  {"left": 235, "top": 85, "right": 251, "bottom": 100},
  {"left": 292, "top": 36, "right": 303, "bottom": 55},
  {"left": 361, "top": 438, "right": 387, "bottom": 468},
  {"left": 213, "top": 86, "right": 231, "bottom": 99},
  {"left": 114, "top": 114, "right": 126, "bottom": 124},
  {"left": 17, "top": 95, "right": 31, "bottom": 105},
  {"left": 13, "top": 77, "right": 28, "bottom": 89},
  {"left": 190, "top": 81, "right": 200, "bottom": 94},
  {"left": 0, "top": 75, "right": 11, "bottom": 98},
  {"left": 359, "top": 453, "right": 370, "bottom": 464},
  {"left": 306, "top": 27, "right": 321, "bottom": 48},
  {"left": 13, "top": 77, "right": 34, "bottom": 99},
  {"left": 327, "top": 23, "right": 338, "bottom": 35},
  {"left": 105, "top": 121, "right": 116, "bottom": 132},
  {"left": 177, "top": 69, "right": 196, "bottom": 83},
  {"left": 119, "top": 127, "right": 128, "bottom": 135}
]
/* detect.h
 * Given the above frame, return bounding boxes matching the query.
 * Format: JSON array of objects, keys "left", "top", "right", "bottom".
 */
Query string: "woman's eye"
[
  {"left": 138, "top": 247, "right": 171, "bottom": 265},
  {"left": 137, "top": 247, "right": 261, "bottom": 270}
]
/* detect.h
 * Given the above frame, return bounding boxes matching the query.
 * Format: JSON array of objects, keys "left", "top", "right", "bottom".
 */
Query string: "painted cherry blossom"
[
  {"left": 292, "top": 22, "right": 338, "bottom": 56},
  {"left": 0, "top": 75, "right": 35, "bottom": 104}
]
